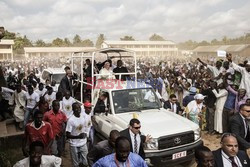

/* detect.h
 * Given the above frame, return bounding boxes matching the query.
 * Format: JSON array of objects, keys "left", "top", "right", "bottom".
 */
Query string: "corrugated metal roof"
[
  {"left": 193, "top": 44, "right": 250, "bottom": 52},
  {"left": 0, "top": 39, "right": 14, "bottom": 45},
  {"left": 24, "top": 47, "right": 96, "bottom": 53},
  {"left": 103, "top": 40, "right": 176, "bottom": 45}
]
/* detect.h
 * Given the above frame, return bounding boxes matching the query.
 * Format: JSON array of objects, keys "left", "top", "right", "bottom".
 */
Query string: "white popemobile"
[{"left": 71, "top": 48, "right": 203, "bottom": 166}]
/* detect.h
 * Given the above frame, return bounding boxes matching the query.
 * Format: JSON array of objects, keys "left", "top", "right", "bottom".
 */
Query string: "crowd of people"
[{"left": 0, "top": 51, "right": 250, "bottom": 166}]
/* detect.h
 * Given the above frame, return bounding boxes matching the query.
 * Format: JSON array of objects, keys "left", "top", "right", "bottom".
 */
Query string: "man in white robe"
[{"left": 12, "top": 85, "right": 26, "bottom": 128}]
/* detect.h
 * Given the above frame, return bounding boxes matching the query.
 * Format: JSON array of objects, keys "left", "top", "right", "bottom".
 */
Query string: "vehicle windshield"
[
  {"left": 52, "top": 74, "right": 65, "bottom": 84},
  {"left": 112, "top": 88, "right": 161, "bottom": 114}
]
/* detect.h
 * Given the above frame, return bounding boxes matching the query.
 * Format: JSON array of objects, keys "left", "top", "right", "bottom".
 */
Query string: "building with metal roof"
[
  {"left": 0, "top": 39, "right": 14, "bottom": 61},
  {"left": 24, "top": 47, "right": 96, "bottom": 58},
  {"left": 102, "top": 40, "right": 178, "bottom": 58},
  {"left": 193, "top": 44, "right": 250, "bottom": 58}
]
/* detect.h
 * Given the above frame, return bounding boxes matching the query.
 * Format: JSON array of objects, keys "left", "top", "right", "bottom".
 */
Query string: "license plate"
[{"left": 172, "top": 151, "right": 187, "bottom": 160}]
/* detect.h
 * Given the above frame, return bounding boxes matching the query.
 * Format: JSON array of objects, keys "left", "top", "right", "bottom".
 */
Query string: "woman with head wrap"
[{"left": 185, "top": 94, "right": 206, "bottom": 129}]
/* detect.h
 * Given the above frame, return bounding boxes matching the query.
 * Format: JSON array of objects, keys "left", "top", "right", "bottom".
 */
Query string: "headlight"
[
  {"left": 194, "top": 128, "right": 201, "bottom": 141},
  {"left": 145, "top": 138, "right": 158, "bottom": 150}
]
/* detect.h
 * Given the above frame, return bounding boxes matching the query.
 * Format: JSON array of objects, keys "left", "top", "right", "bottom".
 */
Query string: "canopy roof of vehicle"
[
  {"left": 73, "top": 47, "right": 135, "bottom": 54},
  {"left": 43, "top": 68, "right": 65, "bottom": 74}
]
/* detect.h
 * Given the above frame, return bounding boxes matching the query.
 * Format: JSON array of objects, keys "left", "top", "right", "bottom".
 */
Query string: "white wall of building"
[
  {"left": 102, "top": 40, "right": 178, "bottom": 58},
  {"left": 0, "top": 39, "right": 14, "bottom": 61}
]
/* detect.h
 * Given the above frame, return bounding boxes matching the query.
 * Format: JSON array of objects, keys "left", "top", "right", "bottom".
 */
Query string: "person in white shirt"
[
  {"left": 197, "top": 58, "right": 224, "bottom": 84},
  {"left": 186, "top": 94, "right": 205, "bottom": 126},
  {"left": 44, "top": 87, "right": 56, "bottom": 109},
  {"left": 212, "top": 83, "right": 228, "bottom": 134},
  {"left": 12, "top": 84, "right": 26, "bottom": 129},
  {"left": 81, "top": 101, "right": 93, "bottom": 146},
  {"left": 66, "top": 102, "right": 88, "bottom": 167},
  {"left": 227, "top": 53, "right": 250, "bottom": 97},
  {"left": 13, "top": 140, "right": 61, "bottom": 167},
  {"left": 8, "top": 67, "right": 17, "bottom": 76},
  {"left": 24, "top": 86, "right": 40, "bottom": 127},
  {"left": 98, "top": 61, "right": 115, "bottom": 80},
  {"left": 222, "top": 61, "right": 235, "bottom": 85},
  {"left": 35, "top": 83, "right": 47, "bottom": 97},
  {"left": 213, "top": 133, "right": 250, "bottom": 167},
  {"left": 51, "top": 80, "right": 58, "bottom": 93},
  {"left": 120, "top": 118, "right": 152, "bottom": 159},
  {"left": 61, "top": 91, "right": 76, "bottom": 119},
  {"left": 144, "top": 89, "right": 162, "bottom": 103}
]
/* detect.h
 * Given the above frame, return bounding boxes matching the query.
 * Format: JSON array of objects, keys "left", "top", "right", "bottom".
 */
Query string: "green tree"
[
  {"left": 199, "top": 40, "right": 210, "bottom": 46},
  {"left": 14, "top": 37, "right": 24, "bottom": 50},
  {"left": 178, "top": 40, "right": 198, "bottom": 50},
  {"left": 13, "top": 34, "right": 33, "bottom": 53},
  {"left": 222, "top": 36, "right": 228, "bottom": 44},
  {"left": 64, "top": 38, "right": 71, "bottom": 46},
  {"left": 45, "top": 43, "right": 53, "bottom": 47},
  {"left": 23, "top": 35, "right": 33, "bottom": 46},
  {"left": 82, "top": 39, "right": 94, "bottom": 47},
  {"left": 120, "top": 36, "right": 135, "bottom": 41},
  {"left": 73, "top": 34, "right": 81, "bottom": 45},
  {"left": 211, "top": 39, "right": 219, "bottom": 45},
  {"left": 2, "top": 30, "right": 16, "bottom": 39},
  {"left": 96, "top": 34, "right": 105, "bottom": 48},
  {"left": 52, "top": 38, "right": 64, "bottom": 46},
  {"left": 35, "top": 39, "right": 46, "bottom": 47},
  {"left": 149, "top": 33, "right": 165, "bottom": 41}
]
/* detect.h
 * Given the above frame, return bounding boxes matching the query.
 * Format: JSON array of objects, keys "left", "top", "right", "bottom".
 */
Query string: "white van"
[{"left": 40, "top": 68, "right": 65, "bottom": 85}]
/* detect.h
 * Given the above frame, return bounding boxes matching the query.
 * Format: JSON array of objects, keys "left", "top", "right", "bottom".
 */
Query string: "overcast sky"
[{"left": 1, "top": 0, "right": 250, "bottom": 43}]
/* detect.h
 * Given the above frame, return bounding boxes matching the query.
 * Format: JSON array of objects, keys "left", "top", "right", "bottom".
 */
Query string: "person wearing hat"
[
  {"left": 183, "top": 87, "right": 197, "bottom": 107},
  {"left": 185, "top": 93, "right": 206, "bottom": 128},
  {"left": 81, "top": 101, "right": 93, "bottom": 148}
]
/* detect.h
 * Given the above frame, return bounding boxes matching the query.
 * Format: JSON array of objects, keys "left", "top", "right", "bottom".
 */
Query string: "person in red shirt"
[
  {"left": 38, "top": 96, "right": 49, "bottom": 114},
  {"left": 22, "top": 110, "right": 54, "bottom": 157},
  {"left": 43, "top": 100, "right": 67, "bottom": 157}
]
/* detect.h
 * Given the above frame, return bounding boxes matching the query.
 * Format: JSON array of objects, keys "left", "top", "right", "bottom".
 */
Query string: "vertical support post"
[
  {"left": 11, "top": 45, "right": 14, "bottom": 62},
  {"left": 80, "top": 53, "right": 83, "bottom": 103}
]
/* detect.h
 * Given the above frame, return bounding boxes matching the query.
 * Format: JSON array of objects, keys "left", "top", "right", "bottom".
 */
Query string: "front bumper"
[{"left": 145, "top": 139, "right": 203, "bottom": 166}]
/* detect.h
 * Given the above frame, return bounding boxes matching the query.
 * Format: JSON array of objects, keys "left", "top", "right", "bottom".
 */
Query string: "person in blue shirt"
[
  {"left": 183, "top": 87, "right": 197, "bottom": 107},
  {"left": 93, "top": 136, "right": 148, "bottom": 167}
]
